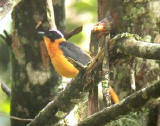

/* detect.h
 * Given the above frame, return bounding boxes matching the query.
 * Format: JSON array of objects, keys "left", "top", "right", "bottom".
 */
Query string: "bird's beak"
[{"left": 37, "top": 31, "right": 45, "bottom": 36}]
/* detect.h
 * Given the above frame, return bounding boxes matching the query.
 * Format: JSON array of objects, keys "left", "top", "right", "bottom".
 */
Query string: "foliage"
[
  {"left": 66, "top": 0, "right": 97, "bottom": 45},
  {"left": 72, "top": 0, "right": 97, "bottom": 17}
]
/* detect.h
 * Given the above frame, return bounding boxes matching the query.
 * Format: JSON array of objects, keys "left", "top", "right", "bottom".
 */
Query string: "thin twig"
[
  {"left": 0, "top": 82, "right": 11, "bottom": 97},
  {"left": 10, "top": 116, "right": 33, "bottom": 122},
  {"left": 130, "top": 57, "right": 136, "bottom": 90},
  {"left": 0, "top": 113, "right": 33, "bottom": 122},
  {"left": 65, "top": 26, "right": 83, "bottom": 40},
  {"left": 0, "top": 30, "right": 12, "bottom": 46}
]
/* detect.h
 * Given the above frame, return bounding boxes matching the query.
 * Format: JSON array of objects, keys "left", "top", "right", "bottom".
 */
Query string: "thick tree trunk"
[
  {"left": 99, "top": 0, "right": 160, "bottom": 125},
  {"left": 10, "top": 0, "right": 65, "bottom": 126}
]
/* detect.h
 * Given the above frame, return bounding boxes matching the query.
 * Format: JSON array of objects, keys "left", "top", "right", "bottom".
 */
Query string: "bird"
[
  {"left": 38, "top": 29, "right": 90, "bottom": 78},
  {"left": 38, "top": 29, "right": 119, "bottom": 103}
]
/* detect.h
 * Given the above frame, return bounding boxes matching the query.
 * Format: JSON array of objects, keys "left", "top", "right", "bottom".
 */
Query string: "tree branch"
[
  {"left": 78, "top": 81, "right": 160, "bottom": 126},
  {"left": 110, "top": 34, "right": 160, "bottom": 60},
  {"left": 27, "top": 45, "right": 105, "bottom": 126},
  {"left": 0, "top": 30, "right": 12, "bottom": 46},
  {"left": 65, "top": 26, "right": 83, "bottom": 39},
  {"left": 0, "top": 113, "right": 33, "bottom": 122},
  {"left": 0, "top": 82, "right": 11, "bottom": 97},
  {"left": 27, "top": 16, "right": 111, "bottom": 126},
  {"left": 28, "top": 32, "right": 160, "bottom": 126},
  {"left": 27, "top": 21, "right": 160, "bottom": 126},
  {"left": 26, "top": 71, "right": 85, "bottom": 126}
]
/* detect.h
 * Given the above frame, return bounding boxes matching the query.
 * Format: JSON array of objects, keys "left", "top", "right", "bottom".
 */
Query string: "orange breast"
[{"left": 44, "top": 37, "right": 79, "bottom": 78}]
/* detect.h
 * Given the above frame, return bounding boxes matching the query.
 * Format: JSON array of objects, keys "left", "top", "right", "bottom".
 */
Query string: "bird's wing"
[{"left": 59, "top": 42, "right": 91, "bottom": 67}]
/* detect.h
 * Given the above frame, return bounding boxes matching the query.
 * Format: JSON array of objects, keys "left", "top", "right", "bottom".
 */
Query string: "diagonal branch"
[
  {"left": 26, "top": 71, "right": 86, "bottom": 126},
  {"left": 0, "top": 82, "right": 11, "bottom": 97},
  {"left": 65, "top": 26, "right": 83, "bottom": 39},
  {"left": 27, "top": 33, "right": 160, "bottom": 126},
  {"left": 27, "top": 48, "right": 105, "bottom": 126},
  {"left": 27, "top": 15, "right": 160, "bottom": 125},
  {"left": 27, "top": 16, "right": 112, "bottom": 126},
  {"left": 77, "top": 81, "right": 160, "bottom": 126}
]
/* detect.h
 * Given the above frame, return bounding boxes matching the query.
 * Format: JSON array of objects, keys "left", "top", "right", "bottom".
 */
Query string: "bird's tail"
[{"left": 109, "top": 87, "right": 120, "bottom": 104}]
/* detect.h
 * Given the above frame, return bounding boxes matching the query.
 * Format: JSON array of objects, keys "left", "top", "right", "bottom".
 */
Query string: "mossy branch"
[
  {"left": 27, "top": 49, "right": 105, "bottom": 126},
  {"left": 27, "top": 26, "right": 160, "bottom": 126},
  {"left": 78, "top": 81, "right": 160, "bottom": 126},
  {"left": 110, "top": 34, "right": 160, "bottom": 60}
]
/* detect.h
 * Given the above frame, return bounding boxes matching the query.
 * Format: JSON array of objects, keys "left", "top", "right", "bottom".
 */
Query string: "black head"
[{"left": 38, "top": 30, "right": 64, "bottom": 41}]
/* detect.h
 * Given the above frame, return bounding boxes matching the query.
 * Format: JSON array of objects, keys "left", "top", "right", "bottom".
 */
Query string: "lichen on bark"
[{"left": 10, "top": 0, "right": 64, "bottom": 126}]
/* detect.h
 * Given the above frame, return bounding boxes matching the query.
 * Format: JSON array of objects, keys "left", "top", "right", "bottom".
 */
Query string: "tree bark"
[
  {"left": 88, "top": 86, "right": 98, "bottom": 115},
  {"left": 10, "top": 0, "right": 65, "bottom": 125},
  {"left": 27, "top": 33, "right": 160, "bottom": 126},
  {"left": 9, "top": 0, "right": 160, "bottom": 126},
  {"left": 87, "top": 30, "right": 99, "bottom": 116},
  {"left": 78, "top": 81, "right": 160, "bottom": 126},
  {"left": 87, "top": 0, "right": 111, "bottom": 116},
  {"left": 98, "top": 1, "right": 160, "bottom": 125}
]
